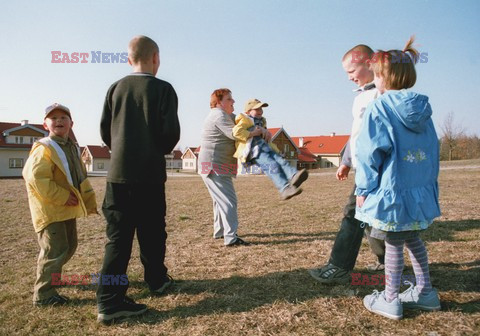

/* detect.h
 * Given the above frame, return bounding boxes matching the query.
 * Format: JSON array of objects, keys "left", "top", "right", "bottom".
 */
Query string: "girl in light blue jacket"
[{"left": 355, "top": 36, "right": 441, "bottom": 320}]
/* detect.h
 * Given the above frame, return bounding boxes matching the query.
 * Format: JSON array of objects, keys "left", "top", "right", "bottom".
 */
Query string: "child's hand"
[
  {"left": 65, "top": 191, "right": 79, "bottom": 206},
  {"left": 263, "top": 129, "right": 272, "bottom": 142},
  {"left": 356, "top": 195, "right": 366, "bottom": 208},
  {"left": 336, "top": 165, "right": 351, "bottom": 180},
  {"left": 250, "top": 126, "right": 263, "bottom": 137}
]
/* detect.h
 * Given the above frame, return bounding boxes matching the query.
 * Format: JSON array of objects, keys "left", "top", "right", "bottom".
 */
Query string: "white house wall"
[
  {"left": 0, "top": 148, "right": 31, "bottom": 177},
  {"left": 92, "top": 158, "right": 110, "bottom": 172},
  {"left": 166, "top": 159, "right": 182, "bottom": 169},
  {"left": 182, "top": 158, "right": 197, "bottom": 171}
]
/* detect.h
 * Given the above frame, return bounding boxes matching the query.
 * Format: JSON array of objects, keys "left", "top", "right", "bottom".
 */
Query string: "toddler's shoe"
[
  {"left": 363, "top": 290, "right": 403, "bottom": 320},
  {"left": 398, "top": 281, "right": 441, "bottom": 311},
  {"left": 280, "top": 185, "right": 302, "bottom": 200},
  {"left": 290, "top": 169, "right": 309, "bottom": 188},
  {"left": 366, "top": 261, "right": 385, "bottom": 271}
]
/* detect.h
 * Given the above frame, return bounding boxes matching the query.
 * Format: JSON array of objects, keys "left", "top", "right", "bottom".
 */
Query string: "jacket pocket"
[{"left": 79, "top": 179, "right": 97, "bottom": 215}]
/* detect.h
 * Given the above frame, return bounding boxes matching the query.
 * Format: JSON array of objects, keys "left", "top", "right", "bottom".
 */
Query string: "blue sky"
[{"left": 1, "top": 0, "right": 479, "bottom": 148}]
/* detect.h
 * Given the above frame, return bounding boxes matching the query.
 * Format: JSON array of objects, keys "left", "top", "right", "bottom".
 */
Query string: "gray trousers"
[{"left": 202, "top": 173, "right": 238, "bottom": 245}]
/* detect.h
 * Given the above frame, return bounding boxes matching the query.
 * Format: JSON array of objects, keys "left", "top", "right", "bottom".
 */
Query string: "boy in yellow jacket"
[
  {"left": 233, "top": 99, "right": 308, "bottom": 200},
  {"left": 23, "top": 103, "right": 97, "bottom": 306}
]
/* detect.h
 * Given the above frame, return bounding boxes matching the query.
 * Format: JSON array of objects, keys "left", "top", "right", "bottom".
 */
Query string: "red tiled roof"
[
  {"left": 86, "top": 145, "right": 110, "bottom": 159},
  {"left": 298, "top": 147, "right": 317, "bottom": 163},
  {"left": 267, "top": 127, "right": 299, "bottom": 153},
  {"left": 172, "top": 150, "right": 182, "bottom": 160},
  {"left": 291, "top": 135, "right": 349, "bottom": 155},
  {"left": 182, "top": 146, "right": 200, "bottom": 158},
  {"left": 0, "top": 121, "right": 78, "bottom": 148},
  {"left": 267, "top": 128, "right": 281, "bottom": 137}
]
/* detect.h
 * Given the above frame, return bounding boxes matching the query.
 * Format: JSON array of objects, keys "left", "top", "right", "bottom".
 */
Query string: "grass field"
[{"left": 0, "top": 163, "right": 479, "bottom": 335}]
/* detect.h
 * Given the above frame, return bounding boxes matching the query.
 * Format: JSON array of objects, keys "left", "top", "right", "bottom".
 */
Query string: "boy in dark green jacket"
[{"left": 97, "top": 35, "right": 180, "bottom": 324}]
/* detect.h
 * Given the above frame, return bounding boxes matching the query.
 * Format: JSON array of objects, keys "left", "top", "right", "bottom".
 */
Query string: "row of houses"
[
  {"left": 179, "top": 128, "right": 349, "bottom": 173},
  {"left": 0, "top": 120, "right": 349, "bottom": 177}
]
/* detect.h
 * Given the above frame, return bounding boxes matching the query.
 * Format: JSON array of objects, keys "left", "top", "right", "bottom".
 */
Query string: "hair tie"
[{"left": 405, "top": 51, "right": 417, "bottom": 63}]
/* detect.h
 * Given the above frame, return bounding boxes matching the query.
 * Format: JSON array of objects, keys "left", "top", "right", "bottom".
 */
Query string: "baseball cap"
[
  {"left": 244, "top": 98, "right": 268, "bottom": 112},
  {"left": 44, "top": 103, "right": 71, "bottom": 119}
]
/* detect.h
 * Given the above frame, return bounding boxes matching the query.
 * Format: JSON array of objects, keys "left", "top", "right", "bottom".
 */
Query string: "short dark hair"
[{"left": 128, "top": 35, "right": 159, "bottom": 63}]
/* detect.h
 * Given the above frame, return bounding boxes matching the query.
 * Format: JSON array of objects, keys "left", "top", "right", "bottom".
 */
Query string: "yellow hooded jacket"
[
  {"left": 22, "top": 138, "right": 97, "bottom": 232},
  {"left": 233, "top": 113, "right": 279, "bottom": 162}
]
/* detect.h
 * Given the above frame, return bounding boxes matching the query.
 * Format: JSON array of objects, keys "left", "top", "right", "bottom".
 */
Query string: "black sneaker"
[
  {"left": 151, "top": 275, "right": 174, "bottom": 296},
  {"left": 226, "top": 237, "right": 251, "bottom": 247},
  {"left": 308, "top": 263, "right": 350, "bottom": 285},
  {"left": 34, "top": 294, "right": 70, "bottom": 306},
  {"left": 97, "top": 298, "right": 148, "bottom": 324}
]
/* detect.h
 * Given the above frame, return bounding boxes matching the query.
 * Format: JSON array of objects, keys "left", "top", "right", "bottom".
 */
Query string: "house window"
[
  {"left": 284, "top": 144, "right": 289, "bottom": 154},
  {"left": 15, "top": 136, "right": 24, "bottom": 144},
  {"left": 324, "top": 161, "right": 333, "bottom": 168},
  {"left": 9, "top": 158, "right": 24, "bottom": 168},
  {"left": 97, "top": 162, "right": 104, "bottom": 170}
]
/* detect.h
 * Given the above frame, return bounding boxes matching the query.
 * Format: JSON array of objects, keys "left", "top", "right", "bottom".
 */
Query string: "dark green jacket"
[{"left": 100, "top": 73, "right": 180, "bottom": 184}]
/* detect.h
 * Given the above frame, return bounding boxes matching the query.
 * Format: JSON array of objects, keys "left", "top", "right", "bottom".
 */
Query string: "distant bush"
[{"left": 440, "top": 135, "right": 480, "bottom": 161}]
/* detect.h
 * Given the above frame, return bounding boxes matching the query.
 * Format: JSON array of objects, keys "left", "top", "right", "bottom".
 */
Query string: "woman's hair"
[
  {"left": 370, "top": 36, "right": 419, "bottom": 90},
  {"left": 210, "top": 88, "right": 231, "bottom": 108}
]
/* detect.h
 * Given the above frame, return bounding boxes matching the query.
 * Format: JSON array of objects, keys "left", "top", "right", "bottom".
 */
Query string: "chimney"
[
  {"left": 299, "top": 137, "right": 304, "bottom": 147},
  {"left": 21, "top": 120, "right": 28, "bottom": 126},
  {"left": 330, "top": 132, "right": 336, "bottom": 137}
]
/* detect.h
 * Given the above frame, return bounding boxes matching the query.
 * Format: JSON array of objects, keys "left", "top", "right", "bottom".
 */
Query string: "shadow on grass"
[
  {"left": 116, "top": 268, "right": 354, "bottom": 325},
  {"left": 69, "top": 261, "right": 480, "bottom": 325},
  {"left": 242, "top": 231, "right": 338, "bottom": 245},
  {"left": 422, "top": 220, "right": 480, "bottom": 242},
  {"left": 429, "top": 260, "right": 480, "bottom": 293}
]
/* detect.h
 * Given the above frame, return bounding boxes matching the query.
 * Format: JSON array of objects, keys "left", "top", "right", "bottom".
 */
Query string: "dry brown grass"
[{"left": 0, "top": 166, "right": 479, "bottom": 335}]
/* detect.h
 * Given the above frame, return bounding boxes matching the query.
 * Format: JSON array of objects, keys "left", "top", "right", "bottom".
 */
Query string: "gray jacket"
[{"left": 198, "top": 108, "right": 237, "bottom": 176}]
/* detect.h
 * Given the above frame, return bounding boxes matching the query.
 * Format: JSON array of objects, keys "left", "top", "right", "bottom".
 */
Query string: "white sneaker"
[
  {"left": 399, "top": 281, "right": 441, "bottom": 311},
  {"left": 363, "top": 290, "right": 403, "bottom": 320}
]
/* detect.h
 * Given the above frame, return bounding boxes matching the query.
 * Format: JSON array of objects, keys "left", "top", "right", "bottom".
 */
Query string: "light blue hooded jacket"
[{"left": 354, "top": 90, "right": 441, "bottom": 232}]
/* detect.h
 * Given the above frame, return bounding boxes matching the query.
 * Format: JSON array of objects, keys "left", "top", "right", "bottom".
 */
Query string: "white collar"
[{"left": 353, "top": 82, "right": 376, "bottom": 93}]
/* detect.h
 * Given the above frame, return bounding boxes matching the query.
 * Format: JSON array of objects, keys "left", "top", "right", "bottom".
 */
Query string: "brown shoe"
[
  {"left": 281, "top": 185, "right": 302, "bottom": 200},
  {"left": 34, "top": 294, "right": 70, "bottom": 307},
  {"left": 290, "top": 169, "right": 308, "bottom": 188}
]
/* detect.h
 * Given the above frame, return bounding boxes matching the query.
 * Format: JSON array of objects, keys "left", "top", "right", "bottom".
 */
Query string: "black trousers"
[
  {"left": 328, "top": 185, "right": 385, "bottom": 271},
  {"left": 96, "top": 182, "right": 168, "bottom": 310}
]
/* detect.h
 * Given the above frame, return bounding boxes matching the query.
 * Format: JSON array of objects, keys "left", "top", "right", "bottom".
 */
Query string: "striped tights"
[{"left": 384, "top": 236, "right": 432, "bottom": 303}]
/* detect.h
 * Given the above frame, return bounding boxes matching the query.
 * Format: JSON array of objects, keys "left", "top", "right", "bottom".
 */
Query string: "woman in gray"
[{"left": 198, "top": 88, "right": 262, "bottom": 246}]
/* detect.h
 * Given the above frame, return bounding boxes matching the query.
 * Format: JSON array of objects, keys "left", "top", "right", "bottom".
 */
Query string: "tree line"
[{"left": 439, "top": 112, "right": 480, "bottom": 161}]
